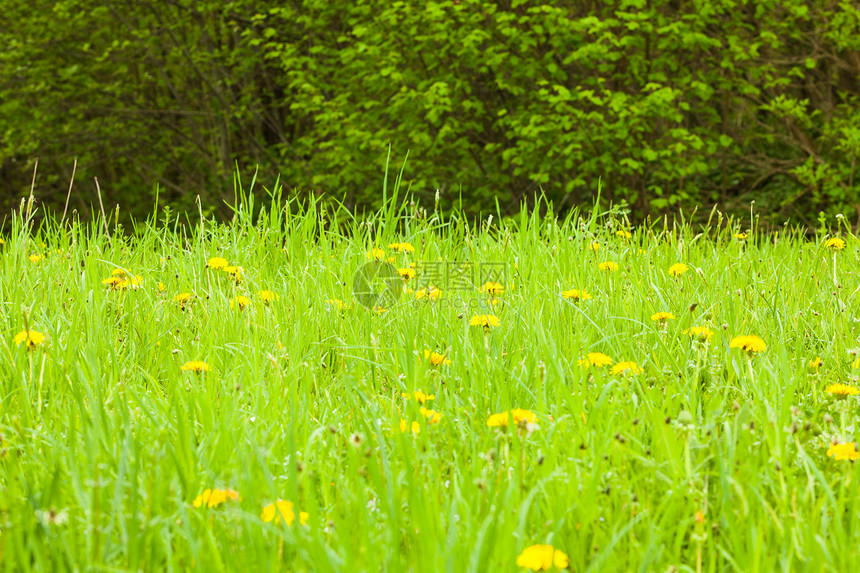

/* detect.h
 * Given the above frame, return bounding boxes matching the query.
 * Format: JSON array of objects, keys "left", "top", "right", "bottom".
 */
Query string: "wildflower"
[
  {"left": 102, "top": 276, "right": 123, "bottom": 289},
  {"left": 729, "top": 335, "right": 766, "bottom": 355},
  {"left": 399, "top": 419, "right": 420, "bottom": 434},
  {"left": 158, "top": 281, "right": 167, "bottom": 292},
  {"left": 181, "top": 361, "right": 212, "bottom": 373},
  {"left": 366, "top": 248, "right": 385, "bottom": 260},
  {"left": 193, "top": 488, "right": 240, "bottom": 508},
  {"left": 371, "top": 306, "right": 387, "bottom": 314},
  {"left": 174, "top": 293, "right": 192, "bottom": 308},
  {"left": 257, "top": 290, "right": 278, "bottom": 304},
  {"left": 398, "top": 268, "right": 416, "bottom": 280},
  {"left": 420, "top": 408, "right": 442, "bottom": 424},
  {"left": 685, "top": 326, "right": 714, "bottom": 343},
  {"left": 470, "top": 314, "right": 500, "bottom": 329},
  {"left": 326, "top": 298, "right": 345, "bottom": 310},
  {"left": 733, "top": 232, "right": 748, "bottom": 240},
  {"left": 808, "top": 357, "right": 823, "bottom": 372},
  {"left": 415, "top": 286, "right": 442, "bottom": 301},
  {"left": 826, "top": 383, "right": 859, "bottom": 398},
  {"left": 481, "top": 282, "right": 505, "bottom": 296},
  {"left": 650, "top": 312, "right": 675, "bottom": 323},
  {"left": 261, "top": 500, "right": 309, "bottom": 525},
  {"left": 230, "top": 295, "right": 250, "bottom": 310},
  {"left": 114, "top": 275, "right": 143, "bottom": 291},
  {"left": 827, "top": 442, "right": 860, "bottom": 461},
  {"left": 487, "top": 409, "right": 536, "bottom": 428},
  {"left": 29, "top": 254, "right": 42, "bottom": 263},
  {"left": 207, "top": 257, "right": 228, "bottom": 270},
  {"left": 578, "top": 352, "right": 613, "bottom": 369},
  {"left": 13, "top": 330, "right": 45, "bottom": 348},
  {"left": 224, "top": 266, "right": 243, "bottom": 283},
  {"left": 402, "top": 390, "right": 435, "bottom": 403},
  {"left": 388, "top": 243, "right": 415, "bottom": 252},
  {"left": 423, "top": 350, "right": 450, "bottom": 366},
  {"left": 589, "top": 242, "right": 600, "bottom": 252},
  {"left": 110, "top": 268, "right": 127, "bottom": 277},
  {"left": 562, "top": 289, "right": 592, "bottom": 301},
  {"left": 598, "top": 261, "right": 618, "bottom": 272},
  {"left": 516, "top": 544, "right": 570, "bottom": 571},
  {"left": 825, "top": 237, "right": 846, "bottom": 251},
  {"left": 668, "top": 263, "right": 688, "bottom": 277},
  {"left": 611, "top": 361, "right": 642, "bottom": 376},
  {"left": 615, "top": 230, "right": 632, "bottom": 239}
]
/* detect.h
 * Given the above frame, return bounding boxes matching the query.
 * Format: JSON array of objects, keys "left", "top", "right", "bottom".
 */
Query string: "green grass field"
[{"left": 2, "top": 186, "right": 860, "bottom": 572}]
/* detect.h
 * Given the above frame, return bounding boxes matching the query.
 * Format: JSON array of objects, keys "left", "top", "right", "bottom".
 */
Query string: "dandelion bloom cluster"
[
  {"left": 615, "top": 230, "right": 632, "bottom": 239},
  {"left": 516, "top": 544, "right": 570, "bottom": 571},
  {"left": 420, "top": 408, "right": 442, "bottom": 424},
  {"left": 598, "top": 261, "right": 618, "bottom": 272},
  {"left": 685, "top": 326, "right": 714, "bottom": 342},
  {"left": 470, "top": 314, "right": 500, "bottom": 329},
  {"left": 487, "top": 409, "right": 536, "bottom": 428},
  {"left": 668, "top": 263, "right": 688, "bottom": 276},
  {"left": 650, "top": 312, "right": 675, "bottom": 323},
  {"left": 824, "top": 237, "right": 846, "bottom": 251},
  {"left": 826, "top": 384, "right": 859, "bottom": 398},
  {"left": 193, "top": 488, "right": 239, "bottom": 508},
  {"left": 423, "top": 350, "right": 449, "bottom": 366},
  {"left": 403, "top": 390, "right": 435, "bottom": 403},
  {"left": 414, "top": 286, "right": 441, "bottom": 301},
  {"left": 257, "top": 290, "right": 277, "bottom": 304},
  {"left": 181, "top": 360, "right": 212, "bottom": 373},
  {"left": 13, "top": 330, "right": 45, "bottom": 348},
  {"left": 261, "top": 500, "right": 309, "bottom": 525},
  {"left": 388, "top": 242, "right": 415, "bottom": 252},
  {"left": 366, "top": 248, "right": 385, "bottom": 260},
  {"left": 611, "top": 361, "right": 642, "bottom": 376},
  {"left": 729, "top": 335, "right": 766, "bottom": 354},
  {"left": 480, "top": 281, "right": 504, "bottom": 296},
  {"left": 562, "top": 289, "right": 591, "bottom": 301},
  {"left": 399, "top": 419, "right": 421, "bottom": 434},
  {"left": 224, "top": 266, "right": 243, "bottom": 283},
  {"left": 578, "top": 352, "right": 613, "bottom": 369},
  {"left": 827, "top": 442, "right": 860, "bottom": 461}
]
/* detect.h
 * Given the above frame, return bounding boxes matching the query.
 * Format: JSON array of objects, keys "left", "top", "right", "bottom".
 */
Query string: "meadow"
[{"left": 2, "top": 184, "right": 860, "bottom": 572}]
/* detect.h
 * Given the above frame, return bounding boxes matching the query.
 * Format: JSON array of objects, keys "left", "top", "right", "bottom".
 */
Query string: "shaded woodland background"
[{"left": 2, "top": 0, "right": 860, "bottom": 226}]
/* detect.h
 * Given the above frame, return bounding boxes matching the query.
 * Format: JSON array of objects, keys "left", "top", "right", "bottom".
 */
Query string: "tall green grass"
[{"left": 1, "top": 179, "right": 859, "bottom": 572}]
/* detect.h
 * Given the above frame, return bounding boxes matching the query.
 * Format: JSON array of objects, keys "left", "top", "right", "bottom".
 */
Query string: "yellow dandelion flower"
[
  {"left": 598, "top": 261, "right": 618, "bottom": 272},
  {"left": 193, "top": 488, "right": 240, "bottom": 508},
  {"left": 826, "top": 383, "right": 859, "bottom": 398},
  {"left": 827, "top": 442, "right": 860, "bottom": 461},
  {"left": 589, "top": 242, "right": 600, "bottom": 252},
  {"left": 110, "top": 268, "right": 127, "bottom": 276},
  {"left": 224, "top": 266, "right": 243, "bottom": 283},
  {"left": 733, "top": 232, "right": 748, "bottom": 240},
  {"left": 28, "top": 254, "right": 43, "bottom": 263},
  {"left": 480, "top": 282, "right": 505, "bottom": 296},
  {"left": 102, "top": 276, "right": 123, "bottom": 289},
  {"left": 181, "top": 360, "right": 212, "bottom": 373},
  {"left": 230, "top": 295, "right": 250, "bottom": 310},
  {"left": 516, "top": 544, "right": 570, "bottom": 571},
  {"left": 388, "top": 242, "right": 415, "bottom": 252},
  {"left": 399, "top": 419, "right": 420, "bottom": 434},
  {"left": 824, "top": 237, "right": 846, "bottom": 251},
  {"left": 423, "top": 350, "right": 450, "bottom": 366},
  {"left": 157, "top": 281, "right": 167, "bottom": 292},
  {"left": 402, "top": 390, "right": 435, "bottom": 403},
  {"left": 207, "top": 257, "right": 228, "bottom": 270},
  {"left": 685, "top": 326, "right": 714, "bottom": 342},
  {"left": 414, "top": 286, "right": 441, "bottom": 301},
  {"left": 261, "top": 500, "right": 309, "bottom": 525},
  {"left": 257, "top": 290, "right": 278, "bottom": 304},
  {"left": 578, "top": 352, "right": 613, "bottom": 369},
  {"left": 366, "top": 248, "right": 385, "bottom": 260},
  {"left": 174, "top": 293, "right": 193, "bottom": 307},
  {"left": 729, "top": 335, "right": 766, "bottom": 354},
  {"left": 650, "top": 311, "right": 675, "bottom": 323},
  {"left": 487, "top": 412, "right": 510, "bottom": 427},
  {"left": 808, "top": 357, "right": 823, "bottom": 372},
  {"left": 13, "top": 330, "right": 45, "bottom": 348},
  {"left": 611, "top": 361, "right": 642, "bottom": 376},
  {"left": 615, "top": 230, "right": 632, "bottom": 239},
  {"left": 419, "top": 408, "right": 442, "bottom": 424},
  {"left": 562, "top": 289, "right": 592, "bottom": 301},
  {"left": 398, "top": 268, "right": 416, "bottom": 280},
  {"left": 668, "top": 263, "right": 688, "bottom": 276},
  {"left": 486, "top": 409, "right": 536, "bottom": 428},
  {"left": 470, "top": 314, "right": 500, "bottom": 329}
]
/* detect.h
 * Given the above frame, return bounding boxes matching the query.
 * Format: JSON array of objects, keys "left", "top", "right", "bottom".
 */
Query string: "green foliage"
[{"left": 1, "top": 0, "right": 859, "bottom": 224}]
